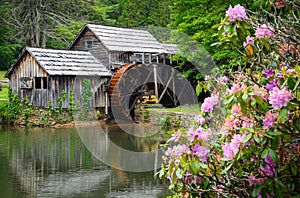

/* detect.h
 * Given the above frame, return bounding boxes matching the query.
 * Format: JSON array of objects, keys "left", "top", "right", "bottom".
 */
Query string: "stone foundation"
[{"left": 135, "top": 104, "right": 197, "bottom": 128}]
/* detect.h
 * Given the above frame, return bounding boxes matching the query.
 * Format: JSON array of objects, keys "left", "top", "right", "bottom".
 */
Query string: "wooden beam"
[
  {"left": 153, "top": 64, "right": 159, "bottom": 99},
  {"left": 142, "top": 53, "right": 145, "bottom": 64},
  {"left": 158, "top": 70, "right": 175, "bottom": 103}
]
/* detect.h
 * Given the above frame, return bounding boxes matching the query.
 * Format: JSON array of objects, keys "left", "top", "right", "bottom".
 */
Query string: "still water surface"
[{"left": 0, "top": 123, "right": 170, "bottom": 198}]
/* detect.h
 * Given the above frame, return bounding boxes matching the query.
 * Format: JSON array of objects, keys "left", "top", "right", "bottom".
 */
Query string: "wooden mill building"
[
  {"left": 5, "top": 24, "right": 177, "bottom": 109},
  {"left": 68, "top": 24, "right": 175, "bottom": 69},
  {"left": 5, "top": 47, "right": 111, "bottom": 108}
]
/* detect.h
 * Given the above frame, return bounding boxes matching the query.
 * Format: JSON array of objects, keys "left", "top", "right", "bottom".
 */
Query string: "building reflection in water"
[{"left": 1, "top": 124, "right": 168, "bottom": 197}]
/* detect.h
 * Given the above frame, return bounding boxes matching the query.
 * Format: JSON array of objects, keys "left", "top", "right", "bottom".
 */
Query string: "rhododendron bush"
[{"left": 159, "top": 1, "right": 299, "bottom": 197}]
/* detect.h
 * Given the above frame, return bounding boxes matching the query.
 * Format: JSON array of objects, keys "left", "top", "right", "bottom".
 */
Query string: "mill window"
[
  {"left": 20, "top": 77, "right": 33, "bottom": 89},
  {"left": 86, "top": 41, "right": 93, "bottom": 49},
  {"left": 35, "top": 77, "right": 47, "bottom": 89}
]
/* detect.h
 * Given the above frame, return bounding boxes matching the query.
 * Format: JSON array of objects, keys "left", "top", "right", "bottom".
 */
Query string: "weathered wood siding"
[
  {"left": 8, "top": 52, "right": 109, "bottom": 108},
  {"left": 49, "top": 76, "right": 109, "bottom": 108},
  {"left": 8, "top": 52, "right": 49, "bottom": 107},
  {"left": 70, "top": 29, "right": 110, "bottom": 69}
]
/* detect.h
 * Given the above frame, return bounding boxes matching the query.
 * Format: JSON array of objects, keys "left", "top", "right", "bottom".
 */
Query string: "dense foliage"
[
  {"left": 0, "top": 0, "right": 172, "bottom": 70},
  {"left": 160, "top": 1, "right": 300, "bottom": 197}
]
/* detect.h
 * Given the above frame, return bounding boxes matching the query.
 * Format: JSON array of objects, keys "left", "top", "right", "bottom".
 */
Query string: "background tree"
[
  {"left": 168, "top": 0, "right": 258, "bottom": 69},
  {"left": 118, "top": 0, "right": 171, "bottom": 27}
]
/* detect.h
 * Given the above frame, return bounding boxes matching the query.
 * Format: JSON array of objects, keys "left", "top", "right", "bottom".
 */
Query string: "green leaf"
[
  {"left": 261, "top": 148, "right": 269, "bottom": 159},
  {"left": 291, "top": 163, "right": 297, "bottom": 176},
  {"left": 238, "top": 166, "right": 243, "bottom": 178},
  {"left": 196, "top": 84, "right": 202, "bottom": 96},
  {"left": 253, "top": 135, "right": 260, "bottom": 143},
  {"left": 239, "top": 101, "right": 247, "bottom": 115},
  {"left": 287, "top": 76, "right": 296, "bottom": 90},
  {"left": 224, "top": 25, "right": 230, "bottom": 32},
  {"left": 210, "top": 42, "right": 220, "bottom": 47},
  {"left": 268, "top": 148, "right": 278, "bottom": 163},
  {"left": 199, "top": 162, "right": 208, "bottom": 169},
  {"left": 176, "top": 169, "right": 183, "bottom": 179},
  {"left": 242, "top": 93, "right": 249, "bottom": 101},
  {"left": 268, "top": 130, "right": 283, "bottom": 136},
  {"left": 212, "top": 24, "right": 220, "bottom": 29},
  {"left": 168, "top": 183, "right": 175, "bottom": 190},
  {"left": 220, "top": 158, "right": 232, "bottom": 161},
  {"left": 293, "top": 79, "right": 300, "bottom": 91},
  {"left": 278, "top": 108, "right": 288, "bottom": 123},
  {"left": 243, "top": 133, "right": 252, "bottom": 143},
  {"left": 264, "top": 40, "right": 271, "bottom": 51},
  {"left": 190, "top": 160, "right": 200, "bottom": 175},
  {"left": 252, "top": 185, "right": 261, "bottom": 197},
  {"left": 250, "top": 100, "right": 256, "bottom": 107},
  {"left": 159, "top": 169, "right": 164, "bottom": 178},
  {"left": 225, "top": 95, "right": 235, "bottom": 105},
  {"left": 271, "top": 136, "right": 280, "bottom": 150},
  {"left": 275, "top": 180, "right": 284, "bottom": 197},
  {"left": 253, "top": 95, "right": 264, "bottom": 104},
  {"left": 224, "top": 162, "right": 233, "bottom": 172}
]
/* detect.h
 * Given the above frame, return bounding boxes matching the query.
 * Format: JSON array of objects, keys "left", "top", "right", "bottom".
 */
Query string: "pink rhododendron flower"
[
  {"left": 248, "top": 174, "right": 265, "bottom": 186},
  {"left": 166, "top": 144, "right": 189, "bottom": 158},
  {"left": 222, "top": 134, "right": 246, "bottom": 159},
  {"left": 221, "top": 116, "right": 241, "bottom": 133},
  {"left": 263, "top": 111, "right": 278, "bottom": 129},
  {"left": 228, "top": 83, "right": 246, "bottom": 94},
  {"left": 201, "top": 95, "right": 219, "bottom": 113},
  {"left": 194, "top": 115, "right": 206, "bottom": 125},
  {"left": 241, "top": 116, "right": 255, "bottom": 128},
  {"left": 219, "top": 76, "right": 228, "bottom": 83},
  {"left": 243, "top": 36, "right": 254, "bottom": 47},
  {"left": 255, "top": 24, "right": 275, "bottom": 38},
  {"left": 231, "top": 104, "right": 241, "bottom": 115},
  {"left": 226, "top": 4, "right": 247, "bottom": 21},
  {"left": 194, "top": 128, "right": 208, "bottom": 141},
  {"left": 268, "top": 87, "right": 293, "bottom": 110},
  {"left": 253, "top": 86, "right": 268, "bottom": 101},
  {"left": 222, "top": 142, "right": 234, "bottom": 159},
  {"left": 266, "top": 79, "right": 279, "bottom": 91},
  {"left": 260, "top": 155, "right": 277, "bottom": 177},
  {"left": 290, "top": 143, "right": 298, "bottom": 150},
  {"left": 276, "top": 0, "right": 286, "bottom": 9},
  {"left": 188, "top": 126, "right": 196, "bottom": 142},
  {"left": 169, "top": 133, "right": 182, "bottom": 142},
  {"left": 262, "top": 68, "right": 275, "bottom": 78},
  {"left": 188, "top": 127, "right": 208, "bottom": 142},
  {"left": 192, "top": 143, "right": 210, "bottom": 162}
]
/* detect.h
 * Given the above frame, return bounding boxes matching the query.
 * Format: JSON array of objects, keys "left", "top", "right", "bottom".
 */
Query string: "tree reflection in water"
[{"left": 0, "top": 125, "right": 170, "bottom": 197}]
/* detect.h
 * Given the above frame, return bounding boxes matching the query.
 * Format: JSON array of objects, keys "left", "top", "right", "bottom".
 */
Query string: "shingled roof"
[
  {"left": 6, "top": 47, "right": 112, "bottom": 77},
  {"left": 69, "top": 24, "right": 168, "bottom": 53}
]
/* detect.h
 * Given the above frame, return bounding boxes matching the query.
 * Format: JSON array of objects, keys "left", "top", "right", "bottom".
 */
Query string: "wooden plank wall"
[
  {"left": 49, "top": 76, "right": 109, "bottom": 108},
  {"left": 9, "top": 53, "right": 49, "bottom": 107},
  {"left": 8, "top": 52, "right": 109, "bottom": 108},
  {"left": 70, "top": 29, "right": 110, "bottom": 69}
]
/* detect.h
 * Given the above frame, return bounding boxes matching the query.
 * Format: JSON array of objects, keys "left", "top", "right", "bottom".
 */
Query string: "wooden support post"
[
  {"left": 142, "top": 53, "right": 145, "bottom": 64},
  {"left": 108, "top": 53, "right": 112, "bottom": 69},
  {"left": 153, "top": 64, "right": 159, "bottom": 99},
  {"left": 105, "top": 91, "right": 109, "bottom": 115},
  {"left": 104, "top": 84, "right": 110, "bottom": 122}
]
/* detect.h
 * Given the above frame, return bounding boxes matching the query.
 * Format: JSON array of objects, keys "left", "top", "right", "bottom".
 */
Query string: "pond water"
[{"left": 0, "top": 123, "right": 170, "bottom": 198}]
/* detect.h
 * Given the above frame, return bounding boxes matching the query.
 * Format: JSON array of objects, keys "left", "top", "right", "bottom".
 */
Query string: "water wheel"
[{"left": 109, "top": 63, "right": 197, "bottom": 122}]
